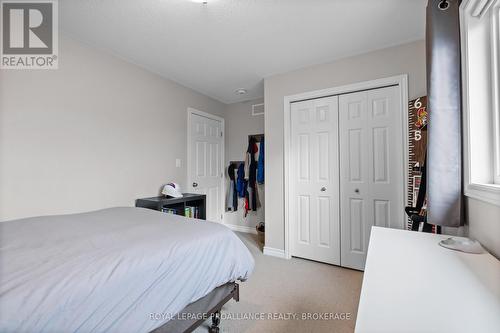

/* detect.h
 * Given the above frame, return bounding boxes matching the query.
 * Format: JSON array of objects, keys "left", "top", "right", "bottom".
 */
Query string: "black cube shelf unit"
[{"left": 135, "top": 193, "right": 206, "bottom": 220}]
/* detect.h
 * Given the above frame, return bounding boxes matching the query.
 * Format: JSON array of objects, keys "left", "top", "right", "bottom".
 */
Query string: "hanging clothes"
[
  {"left": 244, "top": 151, "right": 250, "bottom": 181},
  {"left": 249, "top": 163, "right": 257, "bottom": 211},
  {"left": 227, "top": 163, "right": 238, "bottom": 211},
  {"left": 246, "top": 187, "right": 252, "bottom": 217},
  {"left": 227, "top": 180, "right": 236, "bottom": 211},
  {"left": 236, "top": 164, "right": 247, "bottom": 198},
  {"left": 245, "top": 137, "right": 259, "bottom": 215},
  {"left": 257, "top": 138, "right": 264, "bottom": 184},
  {"left": 244, "top": 137, "right": 258, "bottom": 180}
]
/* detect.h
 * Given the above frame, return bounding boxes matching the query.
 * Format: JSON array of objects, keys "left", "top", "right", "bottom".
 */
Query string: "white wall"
[
  {"left": 0, "top": 34, "right": 225, "bottom": 221},
  {"left": 467, "top": 199, "right": 500, "bottom": 258},
  {"left": 264, "top": 40, "right": 427, "bottom": 251},
  {"left": 223, "top": 99, "right": 265, "bottom": 231}
]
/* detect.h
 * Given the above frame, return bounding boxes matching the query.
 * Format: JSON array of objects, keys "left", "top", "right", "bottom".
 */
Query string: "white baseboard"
[
  {"left": 263, "top": 246, "right": 287, "bottom": 259},
  {"left": 225, "top": 224, "right": 257, "bottom": 235}
]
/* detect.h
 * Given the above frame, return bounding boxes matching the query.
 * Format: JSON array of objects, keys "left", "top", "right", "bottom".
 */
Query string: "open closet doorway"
[
  {"left": 187, "top": 108, "right": 225, "bottom": 224},
  {"left": 284, "top": 75, "right": 409, "bottom": 270},
  {"left": 224, "top": 99, "right": 266, "bottom": 237}
]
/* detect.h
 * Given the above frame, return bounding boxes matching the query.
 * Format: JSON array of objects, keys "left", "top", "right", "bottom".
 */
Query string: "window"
[{"left": 461, "top": 0, "right": 500, "bottom": 205}]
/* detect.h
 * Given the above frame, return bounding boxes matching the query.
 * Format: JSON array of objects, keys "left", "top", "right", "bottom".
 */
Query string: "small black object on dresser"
[{"left": 135, "top": 194, "right": 206, "bottom": 220}]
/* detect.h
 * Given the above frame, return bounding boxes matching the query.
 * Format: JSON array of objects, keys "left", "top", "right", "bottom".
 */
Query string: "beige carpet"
[{"left": 194, "top": 232, "right": 363, "bottom": 333}]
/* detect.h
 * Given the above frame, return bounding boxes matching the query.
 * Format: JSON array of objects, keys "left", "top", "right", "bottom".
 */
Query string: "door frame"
[
  {"left": 283, "top": 75, "right": 409, "bottom": 260},
  {"left": 187, "top": 107, "right": 225, "bottom": 223}
]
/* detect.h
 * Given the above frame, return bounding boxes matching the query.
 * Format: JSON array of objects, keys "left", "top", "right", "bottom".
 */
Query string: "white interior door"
[
  {"left": 189, "top": 111, "right": 223, "bottom": 223},
  {"left": 339, "top": 86, "right": 404, "bottom": 270},
  {"left": 290, "top": 96, "right": 341, "bottom": 265}
]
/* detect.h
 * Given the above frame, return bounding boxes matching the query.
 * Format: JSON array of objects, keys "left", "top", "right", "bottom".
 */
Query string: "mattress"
[{"left": 0, "top": 207, "right": 254, "bottom": 333}]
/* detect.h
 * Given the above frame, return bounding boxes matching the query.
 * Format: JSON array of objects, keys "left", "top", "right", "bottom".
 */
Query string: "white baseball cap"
[{"left": 162, "top": 183, "right": 183, "bottom": 198}]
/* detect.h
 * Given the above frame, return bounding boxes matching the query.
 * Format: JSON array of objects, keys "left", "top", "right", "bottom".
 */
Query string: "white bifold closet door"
[
  {"left": 339, "top": 86, "right": 404, "bottom": 270},
  {"left": 290, "top": 96, "right": 341, "bottom": 265},
  {"left": 289, "top": 86, "right": 404, "bottom": 270}
]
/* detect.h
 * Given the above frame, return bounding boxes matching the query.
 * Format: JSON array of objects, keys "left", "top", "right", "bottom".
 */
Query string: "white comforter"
[{"left": 0, "top": 207, "right": 254, "bottom": 333}]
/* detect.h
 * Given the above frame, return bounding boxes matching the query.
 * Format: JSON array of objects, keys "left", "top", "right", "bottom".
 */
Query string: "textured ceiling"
[{"left": 60, "top": 0, "right": 427, "bottom": 104}]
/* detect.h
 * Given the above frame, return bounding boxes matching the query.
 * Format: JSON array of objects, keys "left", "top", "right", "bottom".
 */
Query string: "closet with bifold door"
[{"left": 289, "top": 85, "right": 405, "bottom": 270}]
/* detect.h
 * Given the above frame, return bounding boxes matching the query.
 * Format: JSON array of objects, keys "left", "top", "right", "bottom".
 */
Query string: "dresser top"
[
  {"left": 356, "top": 227, "right": 500, "bottom": 333},
  {"left": 138, "top": 193, "right": 205, "bottom": 204}
]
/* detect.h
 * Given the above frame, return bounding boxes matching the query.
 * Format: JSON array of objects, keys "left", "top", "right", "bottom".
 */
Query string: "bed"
[{"left": 0, "top": 207, "right": 254, "bottom": 333}]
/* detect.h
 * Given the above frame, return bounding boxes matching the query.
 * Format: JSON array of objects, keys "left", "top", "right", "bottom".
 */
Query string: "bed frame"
[{"left": 150, "top": 282, "right": 239, "bottom": 333}]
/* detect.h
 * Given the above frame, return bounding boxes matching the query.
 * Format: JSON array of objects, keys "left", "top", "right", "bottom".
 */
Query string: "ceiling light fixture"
[{"left": 234, "top": 88, "right": 247, "bottom": 95}]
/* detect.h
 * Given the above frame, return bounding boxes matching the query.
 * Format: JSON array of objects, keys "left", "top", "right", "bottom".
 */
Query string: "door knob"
[
  {"left": 192, "top": 182, "right": 198, "bottom": 188},
  {"left": 354, "top": 188, "right": 360, "bottom": 193},
  {"left": 320, "top": 187, "right": 327, "bottom": 192}
]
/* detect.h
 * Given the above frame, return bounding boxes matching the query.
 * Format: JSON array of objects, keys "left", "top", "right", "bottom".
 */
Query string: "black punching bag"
[{"left": 426, "top": 0, "right": 464, "bottom": 227}]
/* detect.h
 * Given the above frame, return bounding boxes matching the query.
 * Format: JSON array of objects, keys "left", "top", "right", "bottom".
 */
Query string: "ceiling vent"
[{"left": 252, "top": 103, "right": 264, "bottom": 116}]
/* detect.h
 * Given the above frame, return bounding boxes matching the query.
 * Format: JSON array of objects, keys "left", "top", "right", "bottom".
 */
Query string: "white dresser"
[{"left": 355, "top": 227, "right": 500, "bottom": 333}]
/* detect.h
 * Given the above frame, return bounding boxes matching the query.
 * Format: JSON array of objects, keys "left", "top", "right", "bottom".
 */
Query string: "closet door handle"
[
  {"left": 192, "top": 182, "right": 198, "bottom": 188},
  {"left": 354, "top": 188, "right": 360, "bottom": 194},
  {"left": 320, "top": 187, "right": 327, "bottom": 192}
]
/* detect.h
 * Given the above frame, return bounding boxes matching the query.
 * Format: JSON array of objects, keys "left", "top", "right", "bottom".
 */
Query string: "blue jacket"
[
  {"left": 236, "top": 164, "right": 247, "bottom": 197},
  {"left": 257, "top": 138, "right": 264, "bottom": 184}
]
